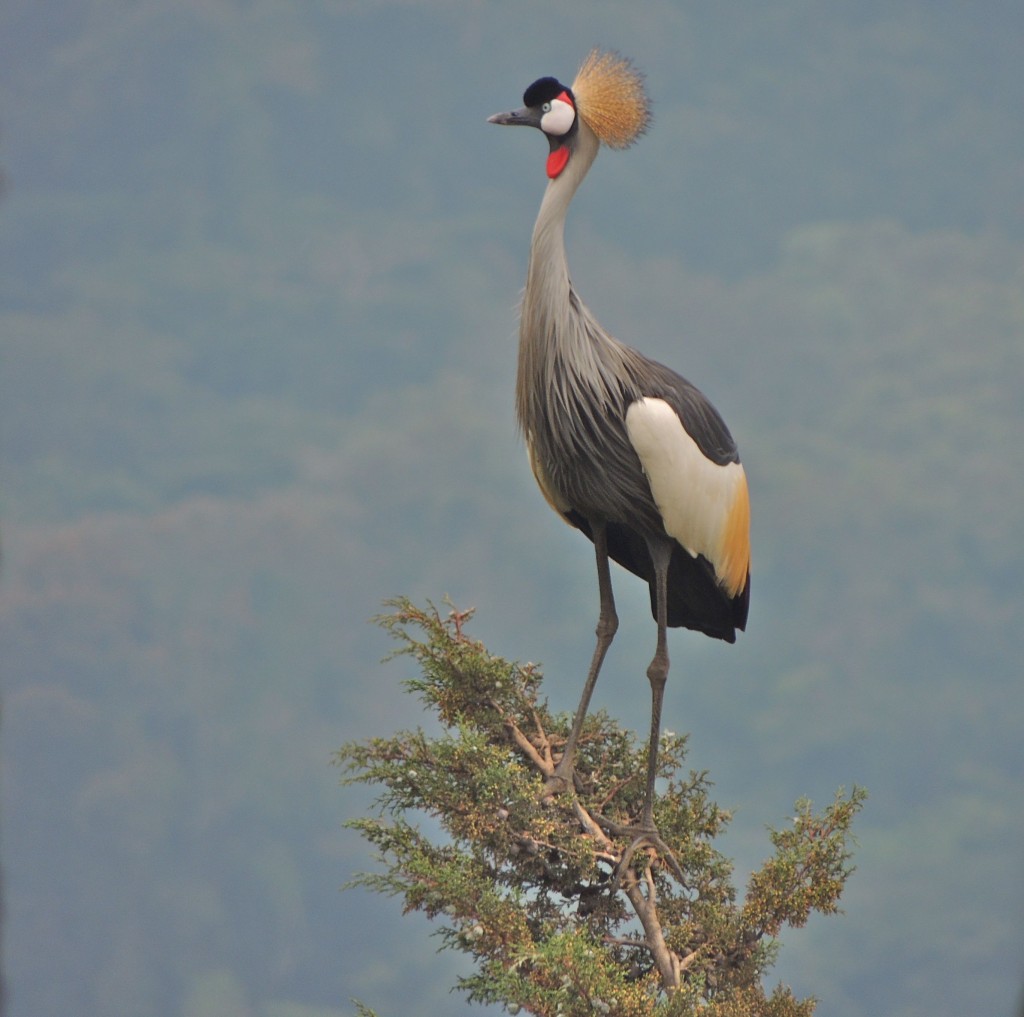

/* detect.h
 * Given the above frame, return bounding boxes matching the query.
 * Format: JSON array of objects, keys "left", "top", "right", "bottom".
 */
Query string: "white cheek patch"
[{"left": 540, "top": 98, "right": 575, "bottom": 136}]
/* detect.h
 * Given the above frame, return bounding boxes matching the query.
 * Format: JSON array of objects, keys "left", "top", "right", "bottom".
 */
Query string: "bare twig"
[
  {"left": 502, "top": 717, "right": 554, "bottom": 776},
  {"left": 622, "top": 877, "right": 682, "bottom": 990}
]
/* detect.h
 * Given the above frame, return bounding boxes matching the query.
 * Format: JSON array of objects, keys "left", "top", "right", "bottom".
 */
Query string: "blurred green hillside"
[{"left": 2, "top": 3, "right": 1022, "bottom": 1016}]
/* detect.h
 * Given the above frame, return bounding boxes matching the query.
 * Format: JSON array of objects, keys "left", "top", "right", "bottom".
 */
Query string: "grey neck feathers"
[
  {"left": 516, "top": 123, "right": 636, "bottom": 438},
  {"left": 523, "top": 124, "right": 599, "bottom": 320}
]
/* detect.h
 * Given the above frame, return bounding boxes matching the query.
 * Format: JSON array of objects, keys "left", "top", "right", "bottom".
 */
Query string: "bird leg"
[
  {"left": 543, "top": 529, "right": 684, "bottom": 886},
  {"left": 545, "top": 519, "right": 618, "bottom": 797},
  {"left": 640, "top": 537, "right": 671, "bottom": 832},
  {"left": 598, "top": 538, "right": 686, "bottom": 885}
]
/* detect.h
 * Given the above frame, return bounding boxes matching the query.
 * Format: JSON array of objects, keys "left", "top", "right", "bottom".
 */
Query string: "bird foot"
[{"left": 597, "top": 816, "right": 686, "bottom": 886}]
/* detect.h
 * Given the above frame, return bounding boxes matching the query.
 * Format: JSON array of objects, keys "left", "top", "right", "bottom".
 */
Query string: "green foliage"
[
  {"left": 5, "top": 4, "right": 1022, "bottom": 1015},
  {"left": 338, "top": 600, "right": 865, "bottom": 1016}
]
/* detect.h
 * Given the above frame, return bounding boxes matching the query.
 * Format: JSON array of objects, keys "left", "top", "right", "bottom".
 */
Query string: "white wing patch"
[{"left": 625, "top": 397, "right": 750, "bottom": 595}]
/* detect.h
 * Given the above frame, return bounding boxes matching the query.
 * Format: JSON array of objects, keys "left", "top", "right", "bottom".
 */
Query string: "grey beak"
[{"left": 487, "top": 106, "right": 542, "bottom": 129}]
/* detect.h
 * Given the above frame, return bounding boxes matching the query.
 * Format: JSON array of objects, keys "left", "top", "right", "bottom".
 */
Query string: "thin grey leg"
[
  {"left": 640, "top": 537, "right": 671, "bottom": 830},
  {"left": 551, "top": 519, "right": 618, "bottom": 788}
]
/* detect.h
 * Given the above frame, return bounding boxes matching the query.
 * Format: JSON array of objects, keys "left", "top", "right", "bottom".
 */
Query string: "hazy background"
[{"left": 2, "top": 2, "right": 1022, "bottom": 1015}]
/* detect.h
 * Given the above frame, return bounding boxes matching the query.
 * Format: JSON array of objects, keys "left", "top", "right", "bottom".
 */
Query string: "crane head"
[
  {"left": 488, "top": 50, "right": 651, "bottom": 178},
  {"left": 488, "top": 77, "right": 579, "bottom": 179}
]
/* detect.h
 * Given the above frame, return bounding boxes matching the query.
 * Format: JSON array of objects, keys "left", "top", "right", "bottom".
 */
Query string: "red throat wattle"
[{"left": 546, "top": 147, "right": 570, "bottom": 178}]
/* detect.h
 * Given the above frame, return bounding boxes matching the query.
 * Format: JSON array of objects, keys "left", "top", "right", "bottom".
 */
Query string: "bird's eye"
[{"left": 542, "top": 102, "right": 552, "bottom": 113}]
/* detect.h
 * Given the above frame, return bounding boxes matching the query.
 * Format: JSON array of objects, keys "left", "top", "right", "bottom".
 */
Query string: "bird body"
[
  {"left": 489, "top": 50, "right": 750, "bottom": 841},
  {"left": 504, "top": 59, "right": 749, "bottom": 640}
]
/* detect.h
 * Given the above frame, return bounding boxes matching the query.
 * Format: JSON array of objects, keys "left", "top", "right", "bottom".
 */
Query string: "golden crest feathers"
[{"left": 571, "top": 49, "right": 651, "bottom": 149}]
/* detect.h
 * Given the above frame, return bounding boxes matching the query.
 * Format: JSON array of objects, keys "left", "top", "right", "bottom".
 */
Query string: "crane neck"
[
  {"left": 518, "top": 123, "right": 616, "bottom": 436},
  {"left": 524, "top": 122, "right": 600, "bottom": 302}
]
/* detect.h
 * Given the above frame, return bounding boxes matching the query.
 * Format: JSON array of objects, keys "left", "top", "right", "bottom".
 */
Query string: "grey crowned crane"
[{"left": 488, "top": 51, "right": 751, "bottom": 855}]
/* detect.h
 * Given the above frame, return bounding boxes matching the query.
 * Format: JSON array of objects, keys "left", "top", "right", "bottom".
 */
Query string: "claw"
[
  {"left": 620, "top": 831, "right": 686, "bottom": 886},
  {"left": 598, "top": 816, "right": 687, "bottom": 887}
]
